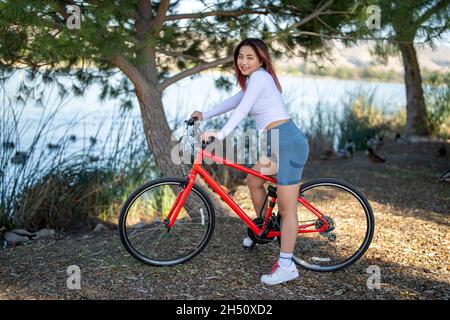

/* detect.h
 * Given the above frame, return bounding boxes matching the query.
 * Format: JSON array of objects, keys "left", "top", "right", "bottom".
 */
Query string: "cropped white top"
[{"left": 202, "top": 68, "right": 290, "bottom": 141}]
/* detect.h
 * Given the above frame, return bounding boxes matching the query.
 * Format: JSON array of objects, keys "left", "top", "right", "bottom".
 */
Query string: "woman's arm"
[
  {"left": 216, "top": 71, "right": 266, "bottom": 141},
  {"left": 202, "top": 90, "right": 244, "bottom": 120}
]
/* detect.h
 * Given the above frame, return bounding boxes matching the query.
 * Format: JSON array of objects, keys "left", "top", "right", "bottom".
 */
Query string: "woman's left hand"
[{"left": 200, "top": 131, "right": 218, "bottom": 143}]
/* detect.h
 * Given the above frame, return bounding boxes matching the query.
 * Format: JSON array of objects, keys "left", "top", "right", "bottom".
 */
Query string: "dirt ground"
[{"left": 1, "top": 140, "right": 449, "bottom": 300}]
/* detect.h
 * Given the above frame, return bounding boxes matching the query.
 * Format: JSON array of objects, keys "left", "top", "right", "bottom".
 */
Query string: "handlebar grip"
[{"left": 186, "top": 116, "right": 198, "bottom": 126}]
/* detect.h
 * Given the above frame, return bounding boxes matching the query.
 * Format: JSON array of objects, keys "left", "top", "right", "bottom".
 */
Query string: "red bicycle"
[{"left": 119, "top": 118, "right": 375, "bottom": 272}]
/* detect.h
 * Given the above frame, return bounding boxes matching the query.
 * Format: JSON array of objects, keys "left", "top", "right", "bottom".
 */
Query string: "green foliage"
[{"left": 424, "top": 73, "right": 450, "bottom": 138}]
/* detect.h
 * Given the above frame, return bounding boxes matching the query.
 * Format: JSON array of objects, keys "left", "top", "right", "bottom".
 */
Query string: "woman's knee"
[
  {"left": 246, "top": 174, "right": 265, "bottom": 189},
  {"left": 276, "top": 184, "right": 301, "bottom": 213}
]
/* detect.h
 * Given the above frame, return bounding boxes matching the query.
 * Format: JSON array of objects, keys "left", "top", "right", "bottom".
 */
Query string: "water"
[{"left": 2, "top": 71, "right": 406, "bottom": 156}]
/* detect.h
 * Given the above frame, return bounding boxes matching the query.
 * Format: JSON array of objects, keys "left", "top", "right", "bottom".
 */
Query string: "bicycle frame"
[{"left": 166, "top": 143, "right": 330, "bottom": 239}]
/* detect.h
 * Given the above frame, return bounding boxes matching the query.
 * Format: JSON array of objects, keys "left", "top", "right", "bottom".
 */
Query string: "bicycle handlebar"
[{"left": 185, "top": 117, "right": 216, "bottom": 148}]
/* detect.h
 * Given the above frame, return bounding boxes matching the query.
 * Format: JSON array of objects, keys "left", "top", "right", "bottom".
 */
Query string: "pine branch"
[
  {"left": 152, "top": 0, "right": 170, "bottom": 36},
  {"left": 111, "top": 55, "right": 150, "bottom": 93},
  {"left": 158, "top": 56, "right": 233, "bottom": 91},
  {"left": 265, "top": 0, "right": 336, "bottom": 44},
  {"left": 165, "top": 9, "right": 271, "bottom": 21},
  {"left": 413, "top": 0, "right": 450, "bottom": 31},
  {"left": 155, "top": 48, "right": 206, "bottom": 63},
  {"left": 285, "top": 0, "right": 336, "bottom": 31}
]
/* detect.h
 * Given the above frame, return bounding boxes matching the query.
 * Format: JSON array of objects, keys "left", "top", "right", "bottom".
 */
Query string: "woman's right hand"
[{"left": 190, "top": 111, "right": 203, "bottom": 121}]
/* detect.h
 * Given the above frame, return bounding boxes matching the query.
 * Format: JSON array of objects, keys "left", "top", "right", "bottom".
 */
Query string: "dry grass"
[{"left": 0, "top": 140, "right": 449, "bottom": 300}]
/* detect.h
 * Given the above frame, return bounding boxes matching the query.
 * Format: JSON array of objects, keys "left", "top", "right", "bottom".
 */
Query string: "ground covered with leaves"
[{"left": 1, "top": 140, "right": 449, "bottom": 300}]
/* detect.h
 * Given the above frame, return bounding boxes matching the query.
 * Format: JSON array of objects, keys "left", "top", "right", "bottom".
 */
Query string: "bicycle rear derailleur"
[{"left": 315, "top": 215, "right": 336, "bottom": 242}]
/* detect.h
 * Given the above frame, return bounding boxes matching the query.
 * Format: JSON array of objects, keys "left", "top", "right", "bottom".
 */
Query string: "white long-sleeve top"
[{"left": 202, "top": 68, "right": 290, "bottom": 141}]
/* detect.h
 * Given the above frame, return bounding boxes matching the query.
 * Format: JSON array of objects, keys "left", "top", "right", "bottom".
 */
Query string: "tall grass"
[
  {"left": 336, "top": 89, "right": 405, "bottom": 151},
  {"left": 286, "top": 86, "right": 404, "bottom": 156},
  {"left": 424, "top": 73, "right": 450, "bottom": 138},
  {"left": 0, "top": 72, "right": 158, "bottom": 231},
  {"left": 291, "top": 101, "right": 340, "bottom": 158}
]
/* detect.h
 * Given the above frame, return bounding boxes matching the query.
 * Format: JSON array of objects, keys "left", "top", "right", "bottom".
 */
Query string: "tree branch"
[
  {"left": 152, "top": 0, "right": 170, "bottom": 36},
  {"left": 158, "top": 56, "right": 233, "bottom": 91},
  {"left": 413, "top": 0, "right": 450, "bottom": 31},
  {"left": 286, "top": 0, "right": 335, "bottom": 30},
  {"left": 165, "top": 9, "right": 270, "bottom": 21},
  {"left": 111, "top": 55, "right": 150, "bottom": 93},
  {"left": 156, "top": 48, "right": 206, "bottom": 63},
  {"left": 266, "top": 0, "right": 336, "bottom": 44}
]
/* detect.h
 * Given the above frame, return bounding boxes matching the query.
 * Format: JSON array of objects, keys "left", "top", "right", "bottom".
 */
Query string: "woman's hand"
[
  {"left": 200, "top": 130, "right": 218, "bottom": 143},
  {"left": 190, "top": 111, "right": 203, "bottom": 121}
]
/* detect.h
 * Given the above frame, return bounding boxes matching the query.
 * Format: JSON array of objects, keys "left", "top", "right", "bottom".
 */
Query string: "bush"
[{"left": 338, "top": 91, "right": 392, "bottom": 150}]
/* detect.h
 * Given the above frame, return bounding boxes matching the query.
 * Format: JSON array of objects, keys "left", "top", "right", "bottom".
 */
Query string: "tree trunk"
[
  {"left": 135, "top": 84, "right": 233, "bottom": 217},
  {"left": 398, "top": 42, "right": 431, "bottom": 137},
  {"left": 136, "top": 85, "right": 182, "bottom": 178}
]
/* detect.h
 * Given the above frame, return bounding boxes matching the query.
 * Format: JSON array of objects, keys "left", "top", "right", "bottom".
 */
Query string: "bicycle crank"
[{"left": 247, "top": 217, "right": 276, "bottom": 245}]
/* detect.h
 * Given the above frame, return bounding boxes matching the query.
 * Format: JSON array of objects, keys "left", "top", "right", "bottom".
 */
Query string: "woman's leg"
[
  {"left": 246, "top": 155, "right": 278, "bottom": 218},
  {"left": 260, "top": 181, "right": 301, "bottom": 285},
  {"left": 276, "top": 182, "right": 301, "bottom": 253}
]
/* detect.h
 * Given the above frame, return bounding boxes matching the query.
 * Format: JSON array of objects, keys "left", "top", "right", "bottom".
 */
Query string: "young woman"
[{"left": 190, "top": 38, "right": 309, "bottom": 285}]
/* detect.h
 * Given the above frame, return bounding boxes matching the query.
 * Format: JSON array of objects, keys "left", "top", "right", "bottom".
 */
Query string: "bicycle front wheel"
[
  {"left": 289, "top": 178, "right": 375, "bottom": 272},
  {"left": 119, "top": 177, "right": 215, "bottom": 266}
]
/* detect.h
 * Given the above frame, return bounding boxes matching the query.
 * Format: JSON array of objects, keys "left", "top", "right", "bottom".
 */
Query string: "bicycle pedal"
[{"left": 243, "top": 243, "right": 256, "bottom": 250}]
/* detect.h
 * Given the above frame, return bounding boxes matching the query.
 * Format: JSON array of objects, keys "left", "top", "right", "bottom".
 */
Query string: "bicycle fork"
[{"left": 165, "top": 174, "right": 196, "bottom": 229}]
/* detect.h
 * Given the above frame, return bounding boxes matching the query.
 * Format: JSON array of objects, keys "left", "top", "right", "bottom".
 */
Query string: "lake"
[{"left": 2, "top": 70, "right": 406, "bottom": 159}]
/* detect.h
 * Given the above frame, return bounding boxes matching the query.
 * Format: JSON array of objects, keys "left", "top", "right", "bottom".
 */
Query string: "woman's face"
[{"left": 237, "top": 45, "right": 262, "bottom": 76}]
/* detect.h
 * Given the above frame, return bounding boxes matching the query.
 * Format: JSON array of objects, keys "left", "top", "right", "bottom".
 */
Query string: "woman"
[{"left": 190, "top": 38, "right": 309, "bottom": 285}]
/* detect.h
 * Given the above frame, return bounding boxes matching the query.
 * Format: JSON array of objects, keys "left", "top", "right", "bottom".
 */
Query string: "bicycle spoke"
[
  {"left": 290, "top": 180, "right": 374, "bottom": 272},
  {"left": 146, "top": 229, "right": 169, "bottom": 258}
]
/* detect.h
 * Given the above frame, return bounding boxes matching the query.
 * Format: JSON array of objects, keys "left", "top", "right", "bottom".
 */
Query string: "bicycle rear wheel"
[
  {"left": 119, "top": 177, "right": 215, "bottom": 266},
  {"left": 280, "top": 178, "right": 375, "bottom": 272}
]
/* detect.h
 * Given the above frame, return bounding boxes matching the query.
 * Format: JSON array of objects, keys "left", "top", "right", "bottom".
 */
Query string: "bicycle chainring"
[{"left": 247, "top": 217, "right": 275, "bottom": 244}]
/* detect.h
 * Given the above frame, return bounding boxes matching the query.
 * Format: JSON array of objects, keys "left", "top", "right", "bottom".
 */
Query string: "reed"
[{"left": 0, "top": 72, "right": 157, "bottom": 231}]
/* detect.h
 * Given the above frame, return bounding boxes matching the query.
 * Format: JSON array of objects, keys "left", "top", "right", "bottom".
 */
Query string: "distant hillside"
[{"left": 274, "top": 42, "right": 450, "bottom": 80}]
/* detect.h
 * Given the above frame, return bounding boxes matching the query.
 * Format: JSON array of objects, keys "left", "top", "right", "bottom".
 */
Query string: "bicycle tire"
[
  {"left": 118, "top": 177, "right": 216, "bottom": 266},
  {"left": 277, "top": 178, "right": 375, "bottom": 272}
]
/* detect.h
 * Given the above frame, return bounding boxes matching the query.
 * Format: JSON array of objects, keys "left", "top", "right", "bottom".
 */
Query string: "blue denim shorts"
[{"left": 264, "top": 119, "right": 309, "bottom": 186}]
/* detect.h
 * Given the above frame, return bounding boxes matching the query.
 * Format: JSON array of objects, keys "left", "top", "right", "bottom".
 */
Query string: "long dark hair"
[{"left": 234, "top": 38, "right": 282, "bottom": 93}]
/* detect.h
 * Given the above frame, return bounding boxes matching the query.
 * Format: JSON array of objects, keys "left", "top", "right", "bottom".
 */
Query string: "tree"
[
  {"left": 0, "top": 0, "right": 345, "bottom": 177},
  {"left": 365, "top": 0, "right": 450, "bottom": 137}
]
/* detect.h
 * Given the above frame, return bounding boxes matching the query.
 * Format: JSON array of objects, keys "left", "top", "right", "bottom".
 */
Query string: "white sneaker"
[
  {"left": 261, "top": 261, "right": 299, "bottom": 285},
  {"left": 242, "top": 237, "right": 255, "bottom": 249}
]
